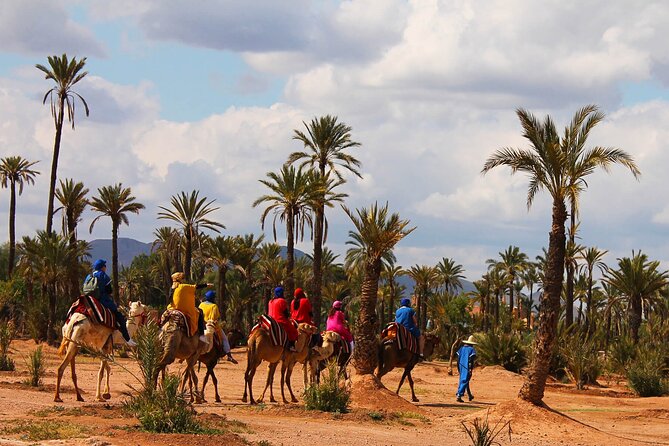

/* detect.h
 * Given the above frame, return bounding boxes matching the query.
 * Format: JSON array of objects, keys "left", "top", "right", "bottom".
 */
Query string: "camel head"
[
  {"left": 128, "top": 301, "right": 148, "bottom": 318},
  {"left": 322, "top": 331, "right": 342, "bottom": 345},
  {"left": 424, "top": 333, "right": 441, "bottom": 358},
  {"left": 297, "top": 323, "right": 318, "bottom": 336}
]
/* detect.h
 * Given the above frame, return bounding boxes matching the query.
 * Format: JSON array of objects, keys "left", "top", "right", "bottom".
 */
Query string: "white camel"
[
  {"left": 54, "top": 313, "right": 115, "bottom": 403},
  {"left": 112, "top": 300, "right": 150, "bottom": 346}
]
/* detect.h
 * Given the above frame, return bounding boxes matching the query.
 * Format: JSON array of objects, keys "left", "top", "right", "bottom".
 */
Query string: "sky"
[{"left": 1, "top": 0, "right": 669, "bottom": 281}]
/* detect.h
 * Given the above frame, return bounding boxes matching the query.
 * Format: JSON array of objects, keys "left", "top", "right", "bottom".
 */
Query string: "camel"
[
  {"left": 242, "top": 323, "right": 316, "bottom": 405},
  {"left": 154, "top": 311, "right": 207, "bottom": 403},
  {"left": 112, "top": 301, "right": 151, "bottom": 346},
  {"left": 377, "top": 333, "right": 440, "bottom": 402},
  {"left": 308, "top": 331, "right": 351, "bottom": 384},
  {"left": 54, "top": 313, "right": 115, "bottom": 403},
  {"left": 279, "top": 325, "right": 320, "bottom": 403}
]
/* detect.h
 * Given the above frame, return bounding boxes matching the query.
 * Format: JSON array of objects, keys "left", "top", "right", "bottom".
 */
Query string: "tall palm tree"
[
  {"left": 520, "top": 264, "right": 540, "bottom": 329},
  {"left": 487, "top": 246, "right": 528, "bottom": 319},
  {"left": 381, "top": 261, "right": 404, "bottom": 323},
  {"left": 288, "top": 115, "right": 361, "bottom": 327},
  {"left": 253, "top": 166, "right": 318, "bottom": 300},
  {"left": 0, "top": 156, "right": 39, "bottom": 277},
  {"left": 205, "top": 235, "right": 240, "bottom": 320},
  {"left": 604, "top": 251, "right": 668, "bottom": 343},
  {"left": 258, "top": 243, "right": 284, "bottom": 314},
  {"left": 55, "top": 178, "right": 89, "bottom": 298},
  {"left": 152, "top": 226, "right": 182, "bottom": 301},
  {"left": 471, "top": 278, "right": 491, "bottom": 331},
  {"left": 36, "top": 54, "right": 89, "bottom": 234},
  {"left": 578, "top": 246, "right": 608, "bottom": 335},
  {"left": 158, "top": 190, "right": 224, "bottom": 281},
  {"left": 406, "top": 265, "right": 438, "bottom": 331},
  {"left": 436, "top": 257, "right": 465, "bottom": 295},
  {"left": 482, "top": 104, "right": 640, "bottom": 405},
  {"left": 563, "top": 234, "right": 584, "bottom": 327},
  {"left": 89, "top": 184, "right": 145, "bottom": 303},
  {"left": 18, "top": 231, "right": 88, "bottom": 343},
  {"left": 344, "top": 202, "right": 415, "bottom": 375}
]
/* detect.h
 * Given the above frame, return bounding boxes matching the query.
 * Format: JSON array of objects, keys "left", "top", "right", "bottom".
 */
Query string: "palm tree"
[
  {"left": 604, "top": 251, "right": 668, "bottom": 343},
  {"left": 258, "top": 243, "right": 284, "bottom": 313},
  {"left": 471, "top": 278, "right": 491, "bottom": 331},
  {"left": 436, "top": 257, "right": 465, "bottom": 295},
  {"left": 205, "top": 235, "right": 238, "bottom": 321},
  {"left": 18, "top": 231, "right": 88, "bottom": 343},
  {"left": 482, "top": 104, "right": 640, "bottom": 405},
  {"left": 487, "top": 246, "right": 528, "bottom": 319},
  {"left": 344, "top": 202, "right": 415, "bottom": 375},
  {"left": 152, "top": 226, "right": 182, "bottom": 301},
  {"left": 55, "top": 179, "right": 88, "bottom": 245},
  {"left": 89, "top": 184, "right": 145, "bottom": 303},
  {"left": 406, "top": 265, "right": 438, "bottom": 331},
  {"left": 253, "top": 166, "right": 318, "bottom": 299},
  {"left": 520, "top": 264, "right": 540, "bottom": 329},
  {"left": 288, "top": 116, "right": 361, "bottom": 327},
  {"left": 36, "top": 54, "right": 89, "bottom": 234},
  {"left": 563, "top": 234, "right": 584, "bottom": 327},
  {"left": 578, "top": 246, "right": 608, "bottom": 335},
  {"left": 381, "top": 261, "right": 404, "bottom": 324},
  {"left": 0, "top": 156, "right": 39, "bottom": 277},
  {"left": 158, "top": 190, "right": 224, "bottom": 281}
]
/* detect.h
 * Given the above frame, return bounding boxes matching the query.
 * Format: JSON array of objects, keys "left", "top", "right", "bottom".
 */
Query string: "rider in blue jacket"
[
  {"left": 395, "top": 297, "right": 425, "bottom": 358},
  {"left": 456, "top": 335, "right": 477, "bottom": 402}
]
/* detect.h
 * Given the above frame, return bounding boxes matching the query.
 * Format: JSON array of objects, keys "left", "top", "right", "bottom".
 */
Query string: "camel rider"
[
  {"left": 395, "top": 297, "right": 425, "bottom": 359},
  {"left": 268, "top": 286, "right": 298, "bottom": 351},
  {"left": 168, "top": 272, "right": 211, "bottom": 344},
  {"left": 199, "top": 290, "right": 236, "bottom": 363},
  {"left": 326, "top": 300, "right": 354, "bottom": 352},
  {"left": 290, "top": 287, "right": 313, "bottom": 326},
  {"left": 84, "top": 259, "right": 136, "bottom": 347}
]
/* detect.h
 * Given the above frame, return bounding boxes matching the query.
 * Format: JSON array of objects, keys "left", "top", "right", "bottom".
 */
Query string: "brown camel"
[
  {"left": 54, "top": 313, "right": 115, "bottom": 402},
  {"left": 309, "top": 331, "right": 351, "bottom": 384},
  {"left": 242, "top": 323, "right": 315, "bottom": 405},
  {"left": 377, "top": 333, "right": 440, "bottom": 402},
  {"left": 279, "top": 324, "right": 319, "bottom": 403},
  {"left": 154, "top": 311, "right": 207, "bottom": 403}
]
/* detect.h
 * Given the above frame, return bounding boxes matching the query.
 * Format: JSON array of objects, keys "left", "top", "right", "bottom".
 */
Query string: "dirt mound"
[
  {"left": 350, "top": 374, "right": 426, "bottom": 414},
  {"left": 476, "top": 365, "right": 523, "bottom": 381}
]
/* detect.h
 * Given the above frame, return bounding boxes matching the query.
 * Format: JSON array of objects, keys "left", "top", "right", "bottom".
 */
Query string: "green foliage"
[
  {"left": 2, "top": 419, "right": 90, "bottom": 441},
  {"left": 560, "top": 334, "right": 602, "bottom": 389},
  {"left": 626, "top": 346, "right": 668, "bottom": 397},
  {"left": 25, "top": 294, "right": 50, "bottom": 342},
  {"left": 0, "top": 321, "right": 15, "bottom": 371},
  {"left": 475, "top": 330, "right": 528, "bottom": 373},
  {"left": 26, "top": 346, "right": 45, "bottom": 387},
  {"left": 607, "top": 335, "right": 636, "bottom": 375},
  {"left": 131, "top": 321, "right": 163, "bottom": 392},
  {"left": 304, "top": 360, "right": 350, "bottom": 413},
  {"left": 461, "top": 412, "right": 512, "bottom": 446},
  {"left": 124, "top": 374, "right": 201, "bottom": 433}
]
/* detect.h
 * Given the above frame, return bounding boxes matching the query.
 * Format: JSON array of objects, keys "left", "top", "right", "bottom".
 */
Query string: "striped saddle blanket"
[
  {"left": 382, "top": 322, "right": 418, "bottom": 354},
  {"left": 66, "top": 295, "right": 116, "bottom": 330},
  {"left": 251, "top": 315, "right": 288, "bottom": 347},
  {"left": 160, "top": 309, "right": 191, "bottom": 334}
]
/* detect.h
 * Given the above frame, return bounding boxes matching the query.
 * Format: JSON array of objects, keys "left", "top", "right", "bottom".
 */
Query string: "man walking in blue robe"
[{"left": 456, "top": 335, "right": 477, "bottom": 402}]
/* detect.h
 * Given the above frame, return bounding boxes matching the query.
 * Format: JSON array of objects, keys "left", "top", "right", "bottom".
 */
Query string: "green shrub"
[
  {"left": 304, "top": 360, "right": 350, "bottom": 413},
  {"left": 607, "top": 335, "right": 636, "bottom": 374},
  {"left": 475, "top": 330, "right": 528, "bottom": 373},
  {"left": 461, "top": 412, "right": 511, "bottom": 446},
  {"left": 626, "top": 347, "right": 667, "bottom": 397},
  {"left": 0, "top": 321, "right": 15, "bottom": 371},
  {"left": 124, "top": 374, "right": 201, "bottom": 433},
  {"left": 26, "top": 346, "right": 45, "bottom": 387},
  {"left": 131, "top": 321, "right": 163, "bottom": 392},
  {"left": 560, "top": 334, "right": 602, "bottom": 389}
]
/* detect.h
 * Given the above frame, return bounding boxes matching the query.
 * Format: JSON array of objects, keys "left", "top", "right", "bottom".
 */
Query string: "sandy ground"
[{"left": 0, "top": 339, "right": 668, "bottom": 446}]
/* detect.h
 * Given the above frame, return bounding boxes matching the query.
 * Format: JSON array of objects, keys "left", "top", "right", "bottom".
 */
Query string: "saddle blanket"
[
  {"left": 160, "top": 309, "right": 191, "bottom": 335},
  {"left": 66, "top": 295, "right": 116, "bottom": 330},
  {"left": 382, "top": 322, "right": 418, "bottom": 354},
  {"left": 251, "top": 315, "right": 288, "bottom": 347}
]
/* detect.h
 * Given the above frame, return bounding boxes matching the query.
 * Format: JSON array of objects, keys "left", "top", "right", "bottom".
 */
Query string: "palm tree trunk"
[
  {"left": 566, "top": 263, "right": 574, "bottom": 326},
  {"left": 185, "top": 228, "right": 192, "bottom": 281},
  {"left": 311, "top": 205, "right": 324, "bottom": 328},
  {"left": 112, "top": 222, "right": 120, "bottom": 303},
  {"left": 388, "top": 280, "right": 395, "bottom": 323},
  {"left": 285, "top": 208, "right": 295, "bottom": 300},
  {"left": 7, "top": 181, "right": 16, "bottom": 277},
  {"left": 352, "top": 259, "right": 381, "bottom": 375},
  {"left": 218, "top": 266, "right": 227, "bottom": 323},
  {"left": 509, "top": 280, "right": 514, "bottom": 319},
  {"left": 527, "top": 284, "right": 534, "bottom": 330},
  {"left": 67, "top": 213, "right": 79, "bottom": 299},
  {"left": 586, "top": 273, "right": 594, "bottom": 335},
  {"left": 46, "top": 96, "right": 65, "bottom": 235},
  {"left": 630, "top": 295, "right": 642, "bottom": 343},
  {"left": 519, "top": 198, "right": 567, "bottom": 405}
]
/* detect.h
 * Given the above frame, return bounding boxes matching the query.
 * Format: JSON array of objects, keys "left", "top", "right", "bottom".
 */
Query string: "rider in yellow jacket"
[{"left": 199, "top": 290, "right": 236, "bottom": 363}]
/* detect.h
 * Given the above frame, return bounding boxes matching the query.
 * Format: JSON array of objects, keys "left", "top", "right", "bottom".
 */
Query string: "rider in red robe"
[{"left": 268, "top": 286, "right": 298, "bottom": 349}]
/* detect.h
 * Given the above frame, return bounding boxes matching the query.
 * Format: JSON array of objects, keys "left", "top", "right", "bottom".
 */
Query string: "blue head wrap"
[
  {"left": 93, "top": 259, "right": 107, "bottom": 271},
  {"left": 400, "top": 298, "right": 411, "bottom": 307},
  {"left": 204, "top": 290, "right": 216, "bottom": 302},
  {"left": 274, "top": 287, "right": 284, "bottom": 298}
]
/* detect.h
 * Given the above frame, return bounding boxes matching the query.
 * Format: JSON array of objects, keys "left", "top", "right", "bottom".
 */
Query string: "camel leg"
[
  {"left": 243, "top": 356, "right": 261, "bottom": 404},
  {"left": 280, "top": 362, "right": 289, "bottom": 404},
  {"left": 71, "top": 355, "right": 84, "bottom": 402},
  {"left": 54, "top": 343, "right": 77, "bottom": 402},
  {"left": 286, "top": 362, "right": 298, "bottom": 403},
  {"left": 407, "top": 372, "right": 419, "bottom": 402},
  {"left": 209, "top": 363, "right": 221, "bottom": 403},
  {"left": 187, "top": 359, "right": 203, "bottom": 404},
  {"left": 96, "top": 360, "right": 105, "bottom": 402},
  {"left": 260, "top": 362, "right": 278, "bottom": 403},
  {"left": 103, "top": 361, "right": 112, "bottom": 400},
  {"left": 201, "top": 367, "right": 211, "bottom": 403}
]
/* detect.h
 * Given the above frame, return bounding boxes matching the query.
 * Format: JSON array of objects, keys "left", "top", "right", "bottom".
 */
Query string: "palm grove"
[{"left": 1, "top": 54, "right": 668, "bottom": 405}]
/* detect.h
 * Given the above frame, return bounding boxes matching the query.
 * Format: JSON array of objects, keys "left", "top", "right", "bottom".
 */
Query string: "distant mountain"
[
  {"left": 88, "top": 238, "right": 152, "bottom": 267},
  {"left": 279, "top": 246, "right": 307, "bottom": 260},
  {"left": 395, "top": 275, "right": 476, "bottom": 297}
]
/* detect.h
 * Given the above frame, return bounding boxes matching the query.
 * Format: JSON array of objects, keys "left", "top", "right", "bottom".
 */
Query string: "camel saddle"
[
  {"left": 250, "top": 315, "right": 291, "bottom": 347},
  {"left": 381, "top": 322, "right": 418, "bottom": 354},
  {"left": 160, "top": 309, "right": 191, "bottom": 334},
  {"left": 66, "top": 295, "right": 117, "bottom": 330}
]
